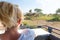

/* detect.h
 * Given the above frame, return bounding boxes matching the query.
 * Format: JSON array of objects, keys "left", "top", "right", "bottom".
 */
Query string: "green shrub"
[
  {"left": 23, "top": 21, "right": 28, "bottom": 25},
  {"left": 24, "top": 16, "right": 31, "bottom": 20},
  {"left": 51, "top": 17, "right": 60, "bottom": 21}
]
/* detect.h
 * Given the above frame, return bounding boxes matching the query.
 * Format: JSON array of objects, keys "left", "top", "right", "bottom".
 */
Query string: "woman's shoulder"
[
  {"left": 23, "top": 29, "right": 35, "bottom": 35},
  {"left": 18, "top": 29, "right": 35, "bottom": 40},
  {"left": 21, "top": 29, "right": 35, "bottom": 38}
]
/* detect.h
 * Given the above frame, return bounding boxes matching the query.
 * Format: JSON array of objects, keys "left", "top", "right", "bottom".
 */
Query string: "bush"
[
  {"left": 51, "top": 17, "right": 60, "bottom": 21},
  {"left": 24, "top": 16, "right": 31, "bottom": 20},
  {"left": 23, "top": 21, "right": 28, "bottom": 25}
]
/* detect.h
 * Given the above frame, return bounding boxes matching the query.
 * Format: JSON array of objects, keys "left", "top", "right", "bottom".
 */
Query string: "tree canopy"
[
  {"left": 34, "top": 8, "right": 42, "bottom": 13},
  {"left": 56, "top": 8, "right": 60, "bottom": 14}
]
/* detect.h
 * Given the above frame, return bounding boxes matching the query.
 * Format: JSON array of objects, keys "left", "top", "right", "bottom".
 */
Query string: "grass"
[
  {"left": 23, "top": 15, "right": 60, "bottom": 28},
  {"left": 36, "top": 16, "right": 54, "bottom": 20}
]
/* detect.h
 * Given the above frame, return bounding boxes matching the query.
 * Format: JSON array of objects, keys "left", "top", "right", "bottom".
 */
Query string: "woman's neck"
[
  {"left": 0, "top": 27, "right": 20, "bottom": 40},
  {"left": 6, "top": 27, "right": 20, "bottom": 40}
]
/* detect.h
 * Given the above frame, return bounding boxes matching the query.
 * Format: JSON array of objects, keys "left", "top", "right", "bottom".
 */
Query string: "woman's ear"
[{"left": 17, "top": 19, "right": 21, "bottom": 25}]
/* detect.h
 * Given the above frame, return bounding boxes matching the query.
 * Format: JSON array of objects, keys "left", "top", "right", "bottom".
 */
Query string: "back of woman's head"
[{"left": 0, "top": 1, "right": 23, "bottom": 29}]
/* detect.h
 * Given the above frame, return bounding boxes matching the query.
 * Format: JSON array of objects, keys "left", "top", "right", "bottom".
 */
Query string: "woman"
[{"left": 0, "top": 1, "right": 35, "bottom": 40}]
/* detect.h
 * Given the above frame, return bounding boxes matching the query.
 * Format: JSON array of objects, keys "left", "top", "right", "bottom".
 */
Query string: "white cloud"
[{"left": 35, "top": 0, "right": 60, "bottom": 14}]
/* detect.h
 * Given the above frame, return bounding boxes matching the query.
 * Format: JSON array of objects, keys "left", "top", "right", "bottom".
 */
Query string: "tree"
[
  {"left": 51, "top": 8, "right": 60, "bottom": 21},
  {"left": 34, "top": 8, "right": 42, "bottom": 13},
  {"left": 29, "top": 9, "right": 32, "bottom": 14},
  {"left": 34, "top": 8, "right": 43, "bottom": 17},
  {"left": 56, "top": 8, "right": 60, "bottom": 14}
]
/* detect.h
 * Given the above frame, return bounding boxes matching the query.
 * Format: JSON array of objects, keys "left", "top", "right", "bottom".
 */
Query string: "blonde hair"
[{"left": 0, "top": 2, "right": 23, "bottom": 29}]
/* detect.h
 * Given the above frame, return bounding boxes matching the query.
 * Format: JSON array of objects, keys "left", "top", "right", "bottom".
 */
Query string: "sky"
[{"left": 0, "top": 0, "right": 60, "bottom": 14}]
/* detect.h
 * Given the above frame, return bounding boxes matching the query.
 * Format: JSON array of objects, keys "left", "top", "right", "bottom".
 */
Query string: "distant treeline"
[{"left": 24, "top": 8, "right": 60, "bottom": 21}]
